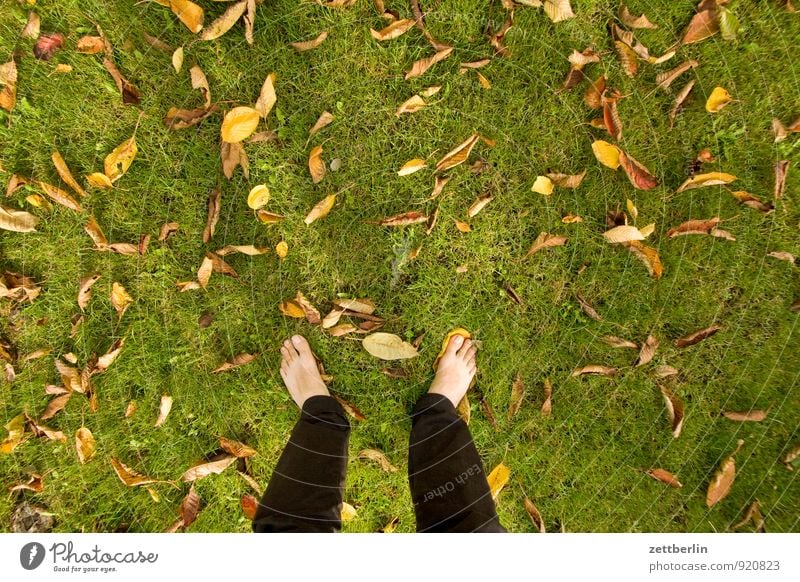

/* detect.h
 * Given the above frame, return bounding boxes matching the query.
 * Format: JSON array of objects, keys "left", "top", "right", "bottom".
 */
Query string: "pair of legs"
[{"left": 251, "top": 334, "right": 505, "bottom": 533}]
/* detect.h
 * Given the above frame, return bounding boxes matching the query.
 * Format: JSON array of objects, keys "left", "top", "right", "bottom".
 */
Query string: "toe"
[
  {"left": 280, "top": 345, "right": 293, "bottom": 362},
  {"left": 457, "top": 339, "right": 473, "bottom": 357},
  {"left": 291, "top": 335, "right": 313, "bottom": 357},
  {"left": 464, "top": 345, "right": 478, "bottom": 362},
  {"left": 446, "top": 334, "right": 465, "bottom": 355}
]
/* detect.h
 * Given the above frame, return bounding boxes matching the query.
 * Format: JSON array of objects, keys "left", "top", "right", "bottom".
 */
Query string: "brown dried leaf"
[
  {"left": 619, "top": 151, "right": 658, "bottom": 190},
  {"left": 706, "top": 440, "right": 743, "bottom": 507},
  {"left": 646, "top": 468, "right": 682, "bottom": 488},
  {"left": 656, "top": 60, "right": 699, "bottom": 90},
  {"left": 181, "top": 456, "right": 236, "bottom": 482},
  {"left": 0, "top": 205, "right": 38, "bottom": 233},
  {"left": 102, "top": 58, "right": 141, "bottom": 105},
  {"left": 774, "top": 160, "right": 789, "bottom": 200},
  {"left": 202, "top": 189, "right": 221, "bottom": 243},
  {"left": 524, "top": 495, "right": 546, "bottom": 533},
  {"left": 375, "top": 211, "right": 428, "bottom": 227},
  {"left": 682, "top": 9, "right": 719, "bottom": 45},
  {"left": 575, "top": 292, "right": 601, "bottom": 321},
  {"left": 333, "top": 394, "right": 366, "bottom": 421},
  {"left": 571, "top": 365, "right": 617, "bottom": 377},
  {"left": 722, "top": 409, "right": 768, "bottom": 422},
  {"left": 602, "top": 335, "right": 638, "bottom": 349},
  {"left": 584, "top": 75, "right": 606, "bottom": 109},
  {"left": 371, "top": 19, "right": 415, "bottom": 41},
  {"left": 111, "top": 458, "right": 158, "bottom": 487},
  {"left": 51, "top": 151, "right": 87, "bottom": 198},
  {"left": 675, "top": 324, "right": 721, "bottom": 348},
  {"left": 212, "top": 352, "right": 258, "bottom": 373},
  {"left": 614, "top": 40, "right": 638, "bottom": 77},
  {"left": 155, "top": 395, "right": 173, "bottom": 428},
  {"left": 435, "top": 134, "right": 479, "bottom": 173},
  {"left": 40, "top": 393, "right": 71, "bottom": 421},
  {"left": 526, "top": 232, "right": 567, "bottom": 257},
  {"left": 669, "top": 80, "right": 696, "bottom": 127},
  {"left": 38, "top": 181, "right": 82, "bottom": 212},
  {"left": 541, "top": 378, "right": 553, "bottom": 416},
  {"left": 291, "top": 31, "right": 328, "bottom": 52},
  {"left": 508, "top": 373, "right": 525, "bottom": 420},
  {"left": 622, "top": 241, "right": 663, "bottom": 279},
  {"left": 660, "top": 385, "right": 684, "bottom": 438},
  {"left": 111, "top": 282, "right": 133, "bottom": 320},
  {"left": 405, "top": 47, "right": 453, "bottom": 80},
  {"left": 75, "top": 427, "right": 95, "bottom": 464},
  {"left": 95, "top": 338, "right": 125, "bottom": 373},
  {"left": 396, "top": 95, "right": 426, "bottom": 117},
  {"left": 309, "top": 111, "right": 334, "bottom": 136},
  {"left": 358, "top": 449, "right": 398, "bottom": 472},
  {"left": 304, "top": 194, "right": 336, "bottom": 225},
  {"left": 619, "top": 5, "right": 658, "bottom": 29},
  {"left": 635, "top": 334, "right": 659, "bottom": 366},
  {"left": 308, "top": 146, "right": 326, "bottom": 183},
  {"left": 255, "top": 72, "right": 277, "bottom": 119},
  {"left": 170, "top": 0, "right": 205, "bottom": 34},
  {"left": 241, "top": 494, "right": 258, "bottom": 520},
  {"left": 467, "top": 194, "right": 493, "bottom": 218},
  {"left": 200, "top": 0, "right": 247, "bottom": 41},
  {"left": 220, "top": 436, "right": 257, "bottom": 458}
]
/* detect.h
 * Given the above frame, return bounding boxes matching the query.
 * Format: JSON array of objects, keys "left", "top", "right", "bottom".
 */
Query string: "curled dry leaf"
[
  {"left": 371, "top": 18, "right": 415, "bottom": 41},
  {"left": 435, "top": 134, "right": 479, "bottom": 173},
  {"left": 158, "top": 222, "right": 180, "bottom": 241},
  {"left": 333, "top": 394, "right": 366, "bottom": 421},
  {"left": 179, "top": 485, "right": 201, "bottom": 529},
  {"left": 677, "top": 172, "right": 736, "bottom": 192},
  {"left": 212, "top": 352, "right": 258, "bottom": 373},
  {"left": 172, "top": 46, "right": 184, "bottom": 73},
  {"left": 308, "top": 146, "right": 326, "bottom": 183},
  {"left": 547, "top": 170, "right": 586, "bottom": 189},
  {"left": 362, "top": 333, "right": 419, "bottom": 360},
  {"left": 95, "top": 338, "right": 125, "bottom": 373},
  {"left": 255, "top": 72, "right": 277, "bottom": 119},
  {"left": 38, "top": 182, "right": 82, "bottom": 212},
  {"left": 291, "top": 31, "right": 328, "bottom": 52},
  {"left": 774, "top": 160, "right": 789, "bottom": 200},
  {"left": 200, "top": 0, "right": 247, "bottom": 41},
  {"left": 669, "top": 80, "right": 695, "bottom": 127},
  {"left": 732, "top": 500, "right": 765, "bottom": 532},
  {"left": 358, "top": 449, "right": 398, "bottom": 472},
  {"left": 571, "top": 365, "right": 618, "bottom": 377},
  {"left": 706, "top": 440, "right": 744, "bottom": 507},
  {"left": 102, "top": 57, "right": 141, "bottom": 105},
  {"left": 622, "top": 241, "right": 663, "bottom": 279},
  {"left": 602, "top": 335, "right": 638, "bottom": 349},
  {"left": 241, "top": 494, "right": 258, "bottom": 520},
  {"left": 575, "top": 292, "right": 601, "bottom": 321},
  {"left": 220, "top": 141, "right": 249, "bottom": 180},
  {"left": 155, "top": 395, "right": 173, "bottom": 428},
  {"left": 375, "top": 211, "right": 428, "bottom": 226},
  {"left": 635, "top": 334, "right": 659, "bottom": 367},
  {"left": 220, "top": 436, "right": 257, "bottom": 458},
  {"left": 767, "top": 251, "right": 796, "bottom": 264},
  {"left": 304, "top": 194, "right": 336, "bottom": 225},
  {"left": 309, "top": 111, "right": 334, "bottom": 136},
  {"left": 396, "top": 95, "right": 426, "bottom": 116},
  {"left": 21, "top": 12, "right": 41, "bottom": 39},
  {"left": 646, "top": 468, "right": 682, "bottom": 488},
  {"left": 508, "top": 373, "right": 525, "bottom": 420},
  {"left": 51, "top": 151, "right": 87, "bottom": 198},
  {"left": 584, "top": 75, "right": 606, "bottom": 109},
  {"left": 202, "top": 189, "right": 221, "bottom": 244},
  {"left": 524, "top": 495, "right": 546, "bottom": 533},
  {"left": 682, "top": 8, "right": 719, "bottom": 45},
  {"left": 111, "top": 458, "right": 158, "bottom": 487},
  {"left": 405, "top": 47, "right": 453, "bottom": 80},
  {"left": 111, "top": 282, "right": 133, "bottom": 320},
  {"left": 660, "top": 385, "right": 684, "bottom": 438},
  {"left": 294, "top": 291, "right": 321, "bottom": 324},
  {"left": 619, "top": 151, "right": 658, "bottom": 190},
  {"left": 75, "top": 427, "right": 95, "bottom": 464},
  {"left": 706, "top": 87, "right": 732, "bottom": 113},
  {"left": 656, "top": 60, "right": 699, "bottom": 90},
  {"left": 487, "top": 463, "right": 510, "bottom": 500},
  {"left": 667, "top": 217, "right": 721, "bottom": 238},
  {"left": 86, "top": 172, "right": 113, "bottom": 189},
  {"left": 541, "top": 378, "right": 553, "bottom": 416},
  {"left": 526, "top": 232, "right": 567, "bottom": 257},
  {"left": 170, "top": 0, "right": 204, "bottom": 34},
  {"left": 398, "top": 159, "right": 427, "bottom": 176},
  {"left": 614, "top": 41, "right": 638, "bottom": 77},
  {"left": 181, "top": 456, "right": 236, "bottom": 482},
  {"left": 221, "top": 107, "right": 260, "bottom": 143},
  {"left": 468, "top": 194, "right": 493, "bottom": 218},
  {"left": 675, "top": 324, "right": 721, "bottom": 348},
  {"left": 722, "top": 409, "right": 768, "bottom": 422},
  {"left": 604, "top": 225, "right": 645, "bottom": 244},
  {"left": 40, "top": 393, "right": 71, "bottom": 421},
  {"left": 619, "top": 5, "right": 658, "bottom": 29}
]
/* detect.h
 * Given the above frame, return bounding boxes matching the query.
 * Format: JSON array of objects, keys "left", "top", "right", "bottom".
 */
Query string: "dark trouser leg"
[
  {"left": 252, "top": 395, "right": 350, "bottom": 533},
  {"left": 408, "top": 393, "right": 506, "bottom": 532}
]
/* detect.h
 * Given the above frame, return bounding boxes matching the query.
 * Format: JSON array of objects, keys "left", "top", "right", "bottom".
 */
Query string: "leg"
[
  {"left": 252, "top": 335, "right": 349, "bottom": 533},
  {"left": 408, "top": 335, "right": 505, "bottom": 532}
]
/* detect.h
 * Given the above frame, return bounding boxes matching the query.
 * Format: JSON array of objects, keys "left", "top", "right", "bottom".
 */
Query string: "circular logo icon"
[{"left": 20, "top": 542, "right": 46, "bottom": 570}]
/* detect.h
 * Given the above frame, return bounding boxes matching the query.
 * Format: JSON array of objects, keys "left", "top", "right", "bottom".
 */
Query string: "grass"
[{"left": 1, "top": 0, "right": 799, "bottom": 533}]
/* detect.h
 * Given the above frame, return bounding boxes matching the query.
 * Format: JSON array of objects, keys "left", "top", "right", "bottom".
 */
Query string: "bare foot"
[
  {"left": 428, "top": 335, "right": 477, "bottom": 407},
  {"left": 279, "top": 335, "right": 329, "bottom": 408}
]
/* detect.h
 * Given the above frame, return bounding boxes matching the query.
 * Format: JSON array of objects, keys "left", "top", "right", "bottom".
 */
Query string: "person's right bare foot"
[
  {"left": 428, "top": 334, "right": 477, "bottom": 407},
  {"left": 279, "top": 335, "right": 329, "bottom": 408}
]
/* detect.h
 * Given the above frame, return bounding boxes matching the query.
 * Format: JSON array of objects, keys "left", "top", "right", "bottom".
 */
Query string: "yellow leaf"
[
  {"left": 275, "top": 240, "right": 288, "bottom": 259},
  {"left": 308, "top": 145, "right": 326, "bottom": 183},
  {"left": 171, "top": 46, "right": 184, "bottom": 73},
  {"left": 487, "top": 463, "right": 510, "bottom": 500},
  {"left": 38, "top": 181, "right": 82, "bottom": 212},
  {"left": 199, "top": 0, "right": 247, "bottom": 41},
  {"left": 247, "top": 184, "right": 270, "bottom": 209},
  {"left": 154, "top": 395, "right": 173, "bottom": 428},
  {"left": 221, "top": 107, "right": 260, "bottom": 143},
  {"left": 396, "top": 95, "right": 426, "bottom": 116},
  {"left": 279, "top": 299, "right": 305, "bottom": 318},
  {"left": 52, "top": 151, "right": 87, "bottom": 197},
  {"left": 362, "top": 332, "right": 420, "bottom": 360},
  {"left": 603, "top": 225, "right": 645, "bottom": 244},
  {"left": 435, "top": 133, "right": 479, "bottom": 173},
  {"left": 111, "top": 282, "right": 133, "bottom": 320},
  {"left": 255, "top": 72, "right": 277, "bottom": 119},
  {"left": 341, "top": 502, "right": 358, "bottom": 521},
  {"left": 86, "top": 172, "right": 113, "bottom": 189},
  {"left": 592, "top": 140, "right": 621, "bottom": 170},
  {"left": 103, "top": 137, "right": 137, "bottom": 182},
  {"left": 370, "top": 19, "right": 416, "bottom": 41},
  {"left": 170, "top": 0, "right": 204, "bottom": 34},
  {"left": 433, "top": 328, "right": 471, "bottom": 370},
  {"left": 706, "top": 86, "right": 732, "bottom": 113},
  {"left": 398, "top": 158, "right": 427, "bottom": 176},
  {"left": 304, "top": 194, "right": 336, "bottom": 225},
  {"left": 677, "top": 172, "right": 737, "bottom": 192},
  {"left": 1, "top": 414, "right": 26, "bottom": 454},
  {"left": 291, "top": 31, "right": 328, "bottom": 52},
  {"left": 256, "top": 210, "right": 285, "bottom": 224},
  {"left": 531, "top": 176, "right": 554, "bottom": 195},
  {"left": 75, "top": 427, "right": 95, "bottom": 464}
]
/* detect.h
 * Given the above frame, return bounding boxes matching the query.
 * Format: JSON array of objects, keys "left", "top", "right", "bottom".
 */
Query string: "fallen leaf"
[
  {"left": 396, "top": 95, "right": 426, "bottom": 116},
  {"left": 255, "top": 72, "right": 277, "bottom": 119},
  {"left": 171, "top": 46, "right": 184, "bottom": 73},
  {"left": 200, "top": 0, "right": 247, "bottom": 41},
  {"left": 104, "top": 138, "right": 137, "bottom": 183},
  {"left": 635, "top": 334, "right": 659, "bottom": 367},
  {"left": 279, "top": 300, "right": 305, "bottom": 318},
  {"left": 221, "top": 107, "right": 260, "bottom": 143},
  {"left": 241, "top": 494, "right": 258, "bottom": 520},
  {"left": 646, "top": 468, "right": 682, "bottom": 488},
  {"left": 181, "top": 456, "right": 236, "bottom": 482},
  {"left": 398, "top": 159, "right": 427, "bottom": 176},
  {"left": 332, "top": 394, "right": 366, "bottom": 421},
  {"left": 602, "top": 335, "right": 638, "bottom": 349},
  {"left": 190, "top": 65, "right": 211, "bottom": 109},
  {"left": 524, "top": 495, "right": 546, "bottom": 533},
  {"left": 526, "top": 232, "right": 567, "bottom": 257},
  {"left": 677, "top": 172, "right": 736, "bottom": 192},
  {"left": 767, "top": 251, "right": 796, "bottom": 264},
  {"left": 487, "top": 463, "right": 510, "bottom": 500},
  {"left": 0, "top": 205, "right": 38, "bottom": 233},
  {"left": 622, "top": 241, "right": 663, "bottom": 279},
  {"left": 75, "top": 427, "right": 95, "bottom": 464},
  {"left": 774, "top": 160, "right": 789, "bottom": 200},
  {"left": 592, "top": 140, "right": 622, "bottom": 169},
  {"left": 38, "top": 182, "right": 82, "bottom": 212},
  {"left": 203, "top": 189, "right": 221, "bottom": 243},
  {"left": 732, "top": 500, "right": 765, "bottom": 532},
  {"left": 158, "top": 222, "right": 179, "bottom": 241},
  {"left": 34, "top": 33, "right": 64, "bottom": 61},
  {"left": 660, "top": 385, "right": 685, "bottom": 438},
  {"left": 220, "top": 141, "right": 249, "bottom": 180},
  {"left": 584, "top": 75, "right": 606, "bottom": 109},
  {"left": 212, "top": 353, "right": 258, "bottom": 373},
  {"left": 247, "top": 184, "right": 270, "bottom": 210},
  {"left": 155, "top": 395, "right": 173, "bottom": 427},
  {"left": 619, "top": 5, "right": 658, "bottom": 28},
  {"left": 275, "top": 240, "right": 288, "bottom": 259},
  {"left": 362, "top": 333, "right": 419, "bottom": 361},
  {"left": 706, "top": 86, "right": 732, "bottom": 113},
  {"left": 675, "top": 324, "right": 721, "bottom": 348},
  {"left": 220, "top": 436, "right": 257, "bottom": 458},
  {"left": 86, "top": 172, "right": 113, "bottom": 189},
  {"left": 706, "top": 440, "right": 744, "bottom": 507},
  {"left": 547, "top": 170, "right": 586, "bottom": 189},
  {"left": 358, "top": 449, "right": 398, "bottom": 472},
  {"left": 405, "top": 47, "right": 453, "bottom": 80},
  {"left": 656, "top": 60, "right": 699, "bottom": 90},
  {"left": 619, "top": 151, "right": 658, "bottom": 190},
  {"left": 308, "top": 145, "right": 326, "bottom": 183},
  {"left": 435, "top": 134, "right": 479, "bottom": 173},
  {"left": 532, "top": 176, "right": 554, "bottom": 195},
  {"left": 180, "top": 485, "right": 201, "bottom": 528},
  {"left": 541, "top": 378, "right": 553, "bottom": 416},
  {"left": 682, "top": 8, "right": 719, "bottom": 45},
  {"left": 375, "top": 211, "right": 428, "bottom": 226},
  {"left": 571, "top": 365, "right": 618, "bottom": 377},
  {"left": 333, "top": 298, "right": 376, "bottom": 314},
  {"left": 722, "top": 409, "right": 768, "bottom": 422},
  {"left": 111, "top": 458, "right": 158, "bottom": 487},
  {"left": 467, "top": 194, "right": 493, "bottom": 218},
  {"left": 243, "top": 0, "right": 256, "bottom": 44},
  {"left": 669, "top": 80, "right": 696, "bottom": 127},
  {"left": 8, "top": 473, "right": 43, "bottom": 493},
  {"left": 51, "top": 151, "right": 87, "bottom": 198},
  {"left": 1, "top": 414, "right": 26, "bottom": 454},
  {"left": 508, "top": 373, "right": 525, "bottom": 420},
  {"left": 170, "top": 0, "right": 204, "bottom": 34},
  {"left": 111, "top": 282, "right": 133, "bottom": 320},
  {"left": 21, "top": 12, "right": 41, "bottom": 39},
  {"left": 371, "top": 18, "right": 415, "bottom": 41},
  {"left": 341, "top": 502, "right": 358, "bottom": 521},
  {"left": 40, "top": 393, "right": 71, "bottom": 421},
  {"left": 215, "top": 245, "right": 269, "bottom": 257},
  {"left": 291, "top": 31, "right": 328, "bottom": 52},
  {"left": 304, "top": 193, "right": 336, "bottom": 224},
  {"left": 0, "top": 59, "right": 18, "bottom": 113},
  {"left": 614, "top": 41, "right": 638, "bottom": 77},
  {"left": 295, "top": 291, "right": 321, "bottom": 324}
]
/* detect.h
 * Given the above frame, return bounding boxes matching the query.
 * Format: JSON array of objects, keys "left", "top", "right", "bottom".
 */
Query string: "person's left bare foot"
[{"left": 279, "top": 335, "right": 329, "bottom": 408}]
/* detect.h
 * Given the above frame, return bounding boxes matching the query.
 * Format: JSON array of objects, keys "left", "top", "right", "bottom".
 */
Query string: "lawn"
[{"left": 1, "top": 0, "right": 799, "bottom": 533}]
